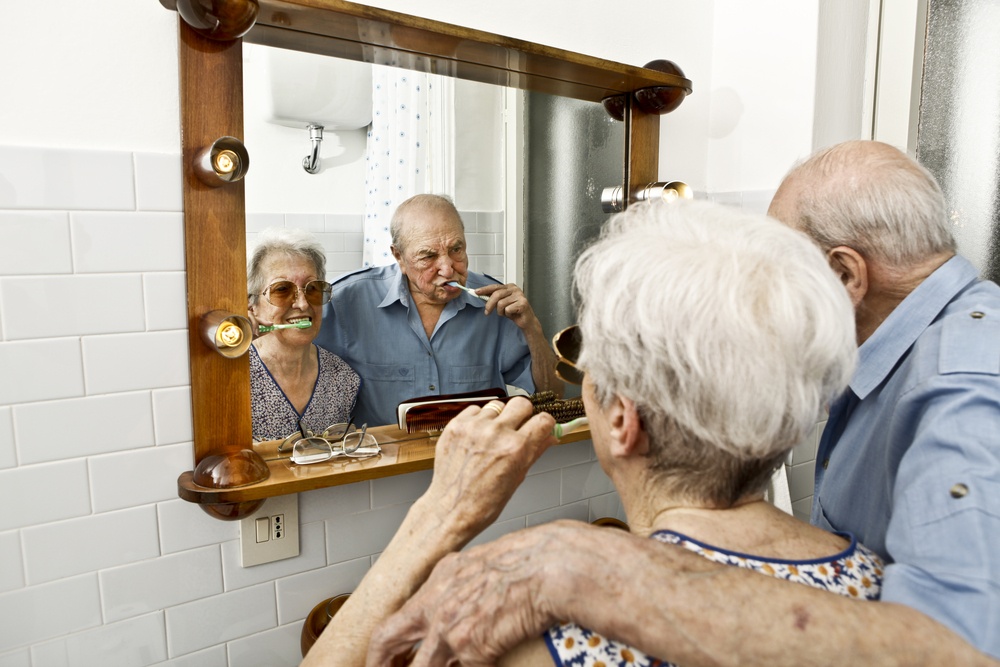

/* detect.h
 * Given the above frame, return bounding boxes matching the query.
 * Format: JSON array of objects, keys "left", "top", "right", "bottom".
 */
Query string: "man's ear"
[
  {"left": 827, "top": 246, "right": 869, "bottom": 308},
  {"left": 390, "top": 245, "right": 403, "bottom": 265},
  {"left": 608, "top": 395, "right": 649, "bottom": 457}
]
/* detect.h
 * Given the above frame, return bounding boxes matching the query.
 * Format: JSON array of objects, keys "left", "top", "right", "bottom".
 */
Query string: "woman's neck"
[
  {"left": 621, "top": 481, "right": 848, "bottom": 561},
  {"left": 253, "top": 337, "right": 315, "bottom": 376}
]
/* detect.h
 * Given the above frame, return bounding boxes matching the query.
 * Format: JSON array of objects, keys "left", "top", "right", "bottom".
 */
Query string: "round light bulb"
[
  {"left": 216, "top": 321, "right": 245, "bottom": 347},
  {"left": 214, "top": 149, "right": 238, "bottom": 175}
]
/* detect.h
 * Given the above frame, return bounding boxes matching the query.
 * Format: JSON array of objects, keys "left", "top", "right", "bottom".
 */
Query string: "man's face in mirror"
[{"left": 392, "top": 208, "right": 469, "bottom": 306}]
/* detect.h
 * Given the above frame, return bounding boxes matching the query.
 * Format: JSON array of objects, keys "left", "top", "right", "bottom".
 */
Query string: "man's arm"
[
  {"left": 476, "top": 283, "right": 562, "bottom": 397},
  {"left": 368, "top": 520, "right": 1000, "bottom": 667},
  {"left": 300, "top": 398, "right": 556, "bottom": 666}
]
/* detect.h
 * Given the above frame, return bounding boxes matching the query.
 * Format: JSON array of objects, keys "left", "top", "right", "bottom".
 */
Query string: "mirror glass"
[
  {"left": 243, "top": 43, "right": 516, "bottom": 283},
  {"left": 240, "top": 42, "right": 625, "bottom": 417}
]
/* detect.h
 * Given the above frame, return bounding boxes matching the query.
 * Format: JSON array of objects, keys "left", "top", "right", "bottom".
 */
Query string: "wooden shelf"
[{"left": 177, "top": 423, "right": 592, "bottom": 504}]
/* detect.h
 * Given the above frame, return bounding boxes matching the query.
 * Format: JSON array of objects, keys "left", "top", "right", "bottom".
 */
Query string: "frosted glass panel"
[{"left": 915, "top": 0, "right": 1000, "bottom": 283}]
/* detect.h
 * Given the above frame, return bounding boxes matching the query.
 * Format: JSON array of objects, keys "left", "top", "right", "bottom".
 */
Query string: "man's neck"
[{"left": 856, "top": 251, "right": 953, "bottom": 344}]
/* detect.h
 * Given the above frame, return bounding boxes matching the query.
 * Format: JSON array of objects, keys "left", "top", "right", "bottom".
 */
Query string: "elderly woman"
[
  {"left": 301, "top": 200, "right": 883, "bottom": 666},
  {"left": 247, "top": 227, "right": 360, "bottom": 442}
]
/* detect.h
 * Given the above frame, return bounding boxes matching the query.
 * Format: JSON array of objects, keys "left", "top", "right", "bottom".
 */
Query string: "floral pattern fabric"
[
  {"left": 544, "top": 529, "right": 883, "bottom": 667},
  {"left": 250, "top": 344, "right": 361, "bottom": 441}
]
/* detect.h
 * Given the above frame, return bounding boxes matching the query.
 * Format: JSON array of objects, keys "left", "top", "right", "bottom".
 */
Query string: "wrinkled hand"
[
  {"left": 421, "top": 397, "right": 557, "bottom": 540},
  {"left": 246, "top": 310, "right": 270, "bottom": 339},
  {"left": 476, "top": 283, "right": 540, "bottom": 331},
  {"left": 367, "top": 521, "right": 615, "bottom": 667}
]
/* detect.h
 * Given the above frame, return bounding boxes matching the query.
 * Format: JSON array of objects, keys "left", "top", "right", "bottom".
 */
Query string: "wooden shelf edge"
[{"left": 177, "top": 426, "right": 592, "bottom": 504}]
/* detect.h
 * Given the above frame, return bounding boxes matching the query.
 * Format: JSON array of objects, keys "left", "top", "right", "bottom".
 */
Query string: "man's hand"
[
  {"left": 475, "top": 283, "right": 563, "bottom": 397},
  {"left": 476, "top": 283, "right": 538, "bottom": 331}
]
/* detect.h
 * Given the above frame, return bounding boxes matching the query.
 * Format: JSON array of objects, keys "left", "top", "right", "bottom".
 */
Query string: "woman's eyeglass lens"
[
  {"left": 552, "top": 325, "right": 584, "bottom": 385},
  {"left": 262, "top": 280, "right": 332, "bottom": 307}
]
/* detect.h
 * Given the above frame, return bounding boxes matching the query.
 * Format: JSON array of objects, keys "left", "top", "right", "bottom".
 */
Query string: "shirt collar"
[
  {"left": 378, "top": 265, "right": 408, "bottom": 309},
  {"left": 852, "top": 255, "right": 978, "bottom": 398}
]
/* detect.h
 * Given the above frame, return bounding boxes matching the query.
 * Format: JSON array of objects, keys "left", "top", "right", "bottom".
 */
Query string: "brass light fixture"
[
  {"left": 200, "top": 310, "right": 253, "bottom": 358},
  {"left": 193, "top": 136, "right": 250, "bottom": 187},
  {"left": 601, "top": 181, "right": 693, "bottom": 213}
]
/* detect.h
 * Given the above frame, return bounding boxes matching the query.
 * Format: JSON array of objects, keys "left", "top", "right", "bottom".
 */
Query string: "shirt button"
[
  {"left": 429, "top": 385, "right": 436, "bottom": 391},
  {"left": 950, "top": 483, "right": 969, "bottom": 498},
  {"left": 822, "top": 458, "right": 830, "bottom": 469},
  {"left": 971, "top": 311, "right": 985, "bottom": 319}
]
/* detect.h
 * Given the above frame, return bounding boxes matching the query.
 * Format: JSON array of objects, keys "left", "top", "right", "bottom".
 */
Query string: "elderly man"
[
  {"left": 365, "top": 141, "right": 1000, "bottom": 665},
  {"left": 316, "top": 194, "right": 559, "bottom": 426}
]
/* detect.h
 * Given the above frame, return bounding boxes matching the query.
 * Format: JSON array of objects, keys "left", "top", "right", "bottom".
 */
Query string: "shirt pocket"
[
  {"left": 445, "top": 364, "right": 494, "bottom": 388},
  {"left": 354, "top": 360, "right": 416, "bottom": 385}
]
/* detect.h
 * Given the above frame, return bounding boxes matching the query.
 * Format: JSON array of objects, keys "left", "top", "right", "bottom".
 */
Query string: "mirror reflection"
[
  {"left": 243, "top": 43, "right": 511, "bottom": 283},
  {"left": 241, "top": 43, "right": 625, "bottom": 430}
]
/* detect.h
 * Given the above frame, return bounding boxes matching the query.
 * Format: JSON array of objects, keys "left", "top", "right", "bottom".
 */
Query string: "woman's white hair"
[
  {"left": 247, "top": 227, "right": 327, "bottom": 307},
  {"left": 574, "top": 200, "right": 856, "bottom": 479}
]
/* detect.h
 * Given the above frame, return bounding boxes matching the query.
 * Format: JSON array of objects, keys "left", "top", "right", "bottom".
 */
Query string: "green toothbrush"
[{"left": 258, "top": 321, "right": 313, "bottom": 333}]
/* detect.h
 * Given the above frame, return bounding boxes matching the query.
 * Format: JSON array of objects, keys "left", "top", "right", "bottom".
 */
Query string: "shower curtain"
[{"left": 362, "top": 66, "right": 455, "bottom": 267}]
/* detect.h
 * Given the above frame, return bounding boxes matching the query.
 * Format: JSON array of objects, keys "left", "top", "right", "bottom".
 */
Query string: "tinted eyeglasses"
[
  {"left": 257, "top": 280, "right": 333, "bottom": 308},
  {"left": 552, "top": 324, "right": 584, "bottom": 385}
]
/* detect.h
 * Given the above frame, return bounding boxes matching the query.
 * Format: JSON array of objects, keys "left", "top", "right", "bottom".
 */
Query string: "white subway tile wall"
[{"left": 0, "top": 145, "right": 816, "bottom": 665}]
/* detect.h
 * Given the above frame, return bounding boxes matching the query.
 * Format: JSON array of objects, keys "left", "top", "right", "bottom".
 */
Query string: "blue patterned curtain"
[{"left": 362, "top": 66, "right": 455, "bottom": 267}]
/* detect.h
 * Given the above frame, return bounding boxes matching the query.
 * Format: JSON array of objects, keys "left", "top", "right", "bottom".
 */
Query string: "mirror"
[
  {"left": 168, "top": 0, "right": 691, "bottom": 517},
  {"left": 242, "top": 44, "right": 518, "bottom": 283}
]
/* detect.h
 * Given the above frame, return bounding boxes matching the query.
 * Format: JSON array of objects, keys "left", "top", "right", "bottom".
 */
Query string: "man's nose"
[{"left": 436, "top": 256, "right": 455, "bottom": 276}]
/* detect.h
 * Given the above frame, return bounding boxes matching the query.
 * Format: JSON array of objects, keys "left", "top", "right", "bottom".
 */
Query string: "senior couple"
[
  {"left": 247, "top": 194, "right": 560, "bottom": 442},
  {"left": 287, "top": 140, "right": 999, "bottom": 667}
]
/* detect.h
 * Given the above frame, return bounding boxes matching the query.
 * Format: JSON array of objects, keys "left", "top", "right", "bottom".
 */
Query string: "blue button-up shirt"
[
  {"left": 812, "top": 255, "right": 1000, "bottom": 657},
  {"left": 315, "top": 264, "right": 534, "bottom": 427}
]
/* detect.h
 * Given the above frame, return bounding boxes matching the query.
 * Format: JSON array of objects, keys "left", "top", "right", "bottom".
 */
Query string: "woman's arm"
[{"left": 300, "top": 397, "right": 556, "bottom": 666}]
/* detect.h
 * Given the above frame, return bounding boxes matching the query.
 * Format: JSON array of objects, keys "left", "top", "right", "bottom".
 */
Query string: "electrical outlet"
[{"left": 240, "top": 494, "right": 300, "bottom": 567}]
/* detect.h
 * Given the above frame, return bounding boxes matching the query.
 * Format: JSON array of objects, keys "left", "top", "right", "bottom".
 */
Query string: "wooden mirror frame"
[{"left": 163, "top": 0, "right": 692, "bottom": 518}]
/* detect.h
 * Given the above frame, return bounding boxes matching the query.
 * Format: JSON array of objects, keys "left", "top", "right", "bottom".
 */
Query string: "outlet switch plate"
[{"left": 240, "top": 494, "right": 300, "bottom": 566}]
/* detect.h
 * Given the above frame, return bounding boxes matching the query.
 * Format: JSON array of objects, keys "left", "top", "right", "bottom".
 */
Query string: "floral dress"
[
  {"left": 544, "top": 529, "right": 883, "bottom": 667},
  {"left": 250, "top": 344, "right": 361, "bottom": 441}
]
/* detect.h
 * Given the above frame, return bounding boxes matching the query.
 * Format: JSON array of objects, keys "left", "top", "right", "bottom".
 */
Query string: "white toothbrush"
[
  {"left": 445, "top": 281, "right": 489, "bottom": 302},
  {"left": 552, "top": 417, "right": 589, "bottom": 438}
]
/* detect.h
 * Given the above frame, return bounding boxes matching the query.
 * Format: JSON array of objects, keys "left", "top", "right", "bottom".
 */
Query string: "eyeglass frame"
[
  {"left": 277, "top": 422, "right": 363, "bottom": 453},
  {"left": 254, "top": 279, "right": 333, "bottom": 308},
  {"left": 552, "top": 324, "right": 584, "bottom": 385},
  {"left": 279, "top": 422, "right": 381, "bottom": 464}
]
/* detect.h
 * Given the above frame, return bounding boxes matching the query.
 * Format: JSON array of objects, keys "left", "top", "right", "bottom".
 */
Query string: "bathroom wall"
[{"left": 0, "top": 1, "right": 828, "bottom": 664}]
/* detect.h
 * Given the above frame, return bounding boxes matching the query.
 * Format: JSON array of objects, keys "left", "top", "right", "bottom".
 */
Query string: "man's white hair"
[
  {"left": 785, "top": 140, "right": 956, "bottom": 268},
  {"left": 575, "top": 199, "right": 856, "bottom": 474}
]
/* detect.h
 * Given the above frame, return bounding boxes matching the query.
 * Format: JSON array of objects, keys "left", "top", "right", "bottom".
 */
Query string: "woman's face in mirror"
[{"left": 250, "top": 252, "right": 324, "bottom": 344}]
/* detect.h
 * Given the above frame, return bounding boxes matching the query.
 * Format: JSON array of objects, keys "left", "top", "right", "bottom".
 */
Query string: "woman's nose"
[{"left": 291, "top": 286, "right": 310, "bottom": 309}]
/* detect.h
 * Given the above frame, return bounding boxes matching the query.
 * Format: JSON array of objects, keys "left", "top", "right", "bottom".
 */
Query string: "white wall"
[{"left": 0, "top": 1, "right": 823, "bottom": 664}]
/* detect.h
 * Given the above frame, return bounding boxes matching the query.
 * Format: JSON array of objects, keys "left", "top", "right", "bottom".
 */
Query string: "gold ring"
[{"left": 484, "top": 402, "right": 504, "bottom": 417}]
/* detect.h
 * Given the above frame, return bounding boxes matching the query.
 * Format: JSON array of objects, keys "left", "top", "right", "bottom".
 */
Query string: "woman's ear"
[
  {"left": 826, "top": 246, "right": 869, "bottom": 308},
  {"left": 607, "top": 396, "right": 649, "bottom": 457}
]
